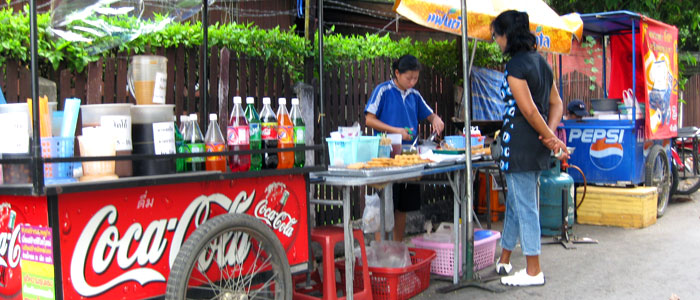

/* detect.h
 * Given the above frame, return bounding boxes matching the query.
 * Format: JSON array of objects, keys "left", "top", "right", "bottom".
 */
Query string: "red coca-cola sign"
[
  {"left": 57, "top": 175, "right": 308, "bottom": 299},
  {"left": 0, "top": 196, "right": 48, "bottom": 300}
]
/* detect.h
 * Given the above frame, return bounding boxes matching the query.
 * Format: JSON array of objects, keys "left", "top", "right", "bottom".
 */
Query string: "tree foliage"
[{"left": 547, "top": 0, "right": 700, "bottom": 51}]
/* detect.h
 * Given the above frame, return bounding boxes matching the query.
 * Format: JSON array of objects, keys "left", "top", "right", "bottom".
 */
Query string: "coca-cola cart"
[{"left": 0, "top": 1, "right": 329, "bottom": 299}]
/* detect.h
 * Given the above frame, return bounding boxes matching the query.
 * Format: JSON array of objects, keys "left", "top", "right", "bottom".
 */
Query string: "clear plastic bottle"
[
  {"left": 277, "top": 97, "right": 294, "bottom": 169},
  {"left": 244, "top": 96, "right": 262, "bottom": 171},
  {"left": 227, "top": 96, "right": 251, "bottom": 172},
  {"left": 174, "top": 116, "right": 186, "bottom": 172},
  {"left": 205, "top": 113, "right": 227, "bottom": 172},
  {"left": 179, "top": 115, "right": 189, "bottom": 133},
  {"left": 290, "top": 97, "right": 305, "bottom": 168},
  {"left": 184, "top": 113, "right": 206, "bottom": 171},
  {"left": 260, "top": 97, "right": 278, "bottom": 169}
]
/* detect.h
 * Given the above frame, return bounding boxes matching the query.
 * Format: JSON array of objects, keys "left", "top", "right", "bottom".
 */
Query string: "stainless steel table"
[{"left": 309, "top": 160, "right": 496, "bottom": 300}]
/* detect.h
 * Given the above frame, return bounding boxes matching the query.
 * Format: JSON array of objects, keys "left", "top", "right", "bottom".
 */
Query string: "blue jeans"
[{"left": 501, "top": 171, "right": 541, "bottom": 256}]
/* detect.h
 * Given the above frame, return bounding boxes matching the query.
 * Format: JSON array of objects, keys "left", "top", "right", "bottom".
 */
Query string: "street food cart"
[{"left": 560, "top": 11, "right": 678, "bottom": 217}]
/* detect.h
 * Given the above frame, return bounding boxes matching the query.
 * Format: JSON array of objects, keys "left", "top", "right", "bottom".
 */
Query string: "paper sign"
[
  {"left": 152, "top": 122, "right": 176, "bottom": 155},
  {"left": 20, "top": 225, "right": 55, "bottom": 300}
]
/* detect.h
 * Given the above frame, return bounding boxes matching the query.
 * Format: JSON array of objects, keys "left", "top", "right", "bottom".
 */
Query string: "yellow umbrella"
[{"left": 393, "top": 0, "right": 583, "bottom": 54}]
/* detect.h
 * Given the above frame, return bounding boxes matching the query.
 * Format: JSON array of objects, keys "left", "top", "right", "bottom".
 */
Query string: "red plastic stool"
[{"left": 293, "top": 226, "right": 373, "bottom": 300}]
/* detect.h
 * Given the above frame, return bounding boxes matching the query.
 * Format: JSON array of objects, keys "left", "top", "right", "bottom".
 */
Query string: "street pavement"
[{"left": 412, "top": 192, "right": 700, "bottom": 300}]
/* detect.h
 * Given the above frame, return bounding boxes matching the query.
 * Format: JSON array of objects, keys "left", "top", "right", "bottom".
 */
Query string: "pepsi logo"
[{"left": 589, "top": 138, "right": 624, "bottom": 171}]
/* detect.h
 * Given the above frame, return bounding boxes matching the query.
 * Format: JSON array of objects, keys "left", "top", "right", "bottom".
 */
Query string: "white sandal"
[
  {"left": 500, "top": 269, "right": 545, "bottom": 286},
  {"left": 495, "top": 258, "right": 512, "bottom": 275}
]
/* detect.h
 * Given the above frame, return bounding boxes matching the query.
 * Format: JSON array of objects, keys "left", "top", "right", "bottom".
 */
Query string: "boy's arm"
[
  {"left": 425, "top": 114, "right": 444, "bottom": 135},
  {"left": 366, "top": 113, "right": 411, "bottom": 140}
]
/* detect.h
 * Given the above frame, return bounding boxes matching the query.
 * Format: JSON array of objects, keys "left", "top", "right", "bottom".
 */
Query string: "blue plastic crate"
[{"left": 326, "top": 136, "right": 380, "bottom": 166}]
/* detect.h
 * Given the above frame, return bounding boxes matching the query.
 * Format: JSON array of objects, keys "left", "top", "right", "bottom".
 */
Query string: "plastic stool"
[{"left": 293, "top": 226, "right": 373, "bottom": 300}]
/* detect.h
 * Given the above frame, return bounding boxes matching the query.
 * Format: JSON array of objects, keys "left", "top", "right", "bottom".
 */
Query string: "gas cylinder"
[{"left": 539, "top": 158, "right": 575, "bottom": 236}]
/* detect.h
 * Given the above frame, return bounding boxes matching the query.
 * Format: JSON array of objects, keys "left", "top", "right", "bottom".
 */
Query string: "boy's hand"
[
  {"left": 430, "top": 116, "right": 445, "bottom": 135},
  {"left": 398, "top": 128, "right": 412, "bottom": 141}
]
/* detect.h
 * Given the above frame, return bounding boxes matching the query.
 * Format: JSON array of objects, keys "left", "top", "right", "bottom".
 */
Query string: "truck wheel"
[
  {"left": 166, "top": 213, "right": 292, "bottom": 300},
  {"left": 645, "top": 145, "right": 671, "bottom": 217}
]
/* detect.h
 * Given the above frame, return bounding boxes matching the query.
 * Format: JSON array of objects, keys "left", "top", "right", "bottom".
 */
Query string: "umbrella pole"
[{"left": 437, "top": 0, "right": 504, "bottom": 294}]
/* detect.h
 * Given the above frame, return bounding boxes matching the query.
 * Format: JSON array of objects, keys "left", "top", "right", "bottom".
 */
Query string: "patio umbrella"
[{"left": 393, "top": 0, "right": 583, "bottom": 54}]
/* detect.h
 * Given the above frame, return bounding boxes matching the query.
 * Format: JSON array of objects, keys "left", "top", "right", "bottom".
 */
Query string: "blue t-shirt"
[{"left": 364, "top": 80, "right": 433, "bottom": 143}]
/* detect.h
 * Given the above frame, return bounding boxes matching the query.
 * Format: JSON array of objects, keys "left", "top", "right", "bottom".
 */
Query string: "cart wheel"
[
  {"left": 645, "top": 145, "right": 671, "bottom": 217},
  {"left": 670, "top": 161, "right": 679, "bottom": 197},
  {"left": 166, "top": 213, "right": 292, "bottom": 300},
  {"left": 674, "top": 149, "right": 700, "bottom": 195}
]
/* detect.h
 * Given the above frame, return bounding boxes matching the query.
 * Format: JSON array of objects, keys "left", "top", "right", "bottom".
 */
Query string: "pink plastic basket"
[{"left": 411, "top": 229, "right": 500, "bottom": 276}]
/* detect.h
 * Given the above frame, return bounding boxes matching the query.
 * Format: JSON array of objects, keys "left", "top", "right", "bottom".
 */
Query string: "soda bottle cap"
[
  {"left": 263, "top": 97, "right": 271, "bottom": 105},
  {"left": 173, "top": 115, "right": 177, "bottom": 121},
  {"left": 180, "top": 115, "right": 189, "bottom": 122},
  {"left": 291, "top": 98, "right": 299, "bottom": 105},
  {"left": 209, "top": 113, "right": 217, "bottom": 121},
  {"left": 233, "top": 96, "right": 242, "bottom": 104},
  {"left": 246, "top": 97, "right": 255, "bottom": 104},
  {"left": 278, "top": 97, "right": 287, "bottom": 105},
  {"left": 189, "top": 113, "right": 197, "bottom": 121}
]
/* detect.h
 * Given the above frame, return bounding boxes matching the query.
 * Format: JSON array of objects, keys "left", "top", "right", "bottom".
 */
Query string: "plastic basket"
[
  {"left": 337, "top": 248, "right": 435, "bottom": 300},
  {"left": 40, "top": 137, "right": 75, "bottom": 181},
  {"left": 411, "top": 229, "right": 500, "bottom": 276},
  {"left": 326, "top": 136, "right": 379, "bottom": 166}
]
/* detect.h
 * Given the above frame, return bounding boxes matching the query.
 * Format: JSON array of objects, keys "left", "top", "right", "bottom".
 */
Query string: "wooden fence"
[{"left": 2, "top": 52, "right": 700, "bottom": 226}]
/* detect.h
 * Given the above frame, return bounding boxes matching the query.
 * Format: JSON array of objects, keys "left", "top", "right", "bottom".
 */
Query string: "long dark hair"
[
  {"left": 491, "top": 10, "right": 536, "bottom": 56},
  {"left": 391, "top": 54, "right": 421, "bottom": 75}
]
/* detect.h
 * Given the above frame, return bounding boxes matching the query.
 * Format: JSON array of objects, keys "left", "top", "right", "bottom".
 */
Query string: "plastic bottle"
[
  {"left": 244, "top": 96, "right": 262, "bottom": 171},
  {"left": 277, "top": 97, "right": 294, "bottom": 169},
  {"left": 227, "top": 96, "right": 251, "bottom": 172},
  {"left": 179, "top": 115, "right": 188, "bottom": 133},
  {"left": 184, "top": 113, "right": 206, "bottom": 171},
  {"left": 205, "top": 113, "right": 227, "bottom": 172},
  {"left": 290, "top": 97, "right": 305, "bottom": 168},
  {"left": 174, "top": 116, "right": 186, "bottom": 173},
  {"left": 260, "top": 97, "right": 278, "bottom": 169}
]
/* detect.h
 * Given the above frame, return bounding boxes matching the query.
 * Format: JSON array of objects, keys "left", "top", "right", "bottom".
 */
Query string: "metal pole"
[
  {"left": 29, "top": 0, "right": 44, "bottom": 194},
  {"left": 459, "top": 0, "right": 475, "bottom": 280},
  {"left": 201, "top": 0, "right": 209, "bottom": 121},
  {"left": 318, "top": 0, "right": 326, "bottom": 165}
]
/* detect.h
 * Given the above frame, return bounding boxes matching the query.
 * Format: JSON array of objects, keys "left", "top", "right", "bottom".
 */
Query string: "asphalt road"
[{"left": 412, "top": 192, "right": 700, "bottom": 300}]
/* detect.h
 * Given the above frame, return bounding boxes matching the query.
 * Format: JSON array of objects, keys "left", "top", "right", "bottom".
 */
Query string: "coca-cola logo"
[
  {"left": 0, "top": 203, "right": 22, "bottom": 296},
  {"left": 70, "top": 183, "right": 301, "bottom": 297}
]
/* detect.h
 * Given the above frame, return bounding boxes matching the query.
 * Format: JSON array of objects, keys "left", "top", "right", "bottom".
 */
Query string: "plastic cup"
[
  {"left": 78, "top": 127, "right": 118, "bottom": 182},
  {"left": 81, "top": 104, "right": 134, "bottom": 177},
  {"left": 387, "top": 133, "right": 402, "bottom": 158},
  {"left": 128, "top": 55, "right": 168, "bottom": 105}
]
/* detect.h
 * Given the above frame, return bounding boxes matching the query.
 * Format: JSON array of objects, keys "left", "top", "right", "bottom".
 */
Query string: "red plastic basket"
[{"left": 337, "top": 248, "right": 436, "bottom": 300}]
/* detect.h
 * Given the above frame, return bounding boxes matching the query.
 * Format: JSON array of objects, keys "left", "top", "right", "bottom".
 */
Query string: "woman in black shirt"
[{"left": 490, "top": 10, "right": 569, "bottom": 287}]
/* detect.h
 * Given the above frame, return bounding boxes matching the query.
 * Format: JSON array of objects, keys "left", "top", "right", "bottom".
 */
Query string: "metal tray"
[{"left": 327, "top": 163, "right": 427, "bottom": 177}]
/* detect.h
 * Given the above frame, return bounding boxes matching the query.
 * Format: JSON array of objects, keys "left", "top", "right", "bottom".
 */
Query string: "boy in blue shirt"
[{"left": 364, "top": 54, "right": 444, "bottom": 241}]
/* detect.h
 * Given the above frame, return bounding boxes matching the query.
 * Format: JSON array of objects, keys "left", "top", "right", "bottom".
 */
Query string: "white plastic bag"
[
  {"left": 365, "top": 240, "right": 412, "bottom": 268},
  {"left": 362, "top": 193, "right": 394, "bottom": 233}
]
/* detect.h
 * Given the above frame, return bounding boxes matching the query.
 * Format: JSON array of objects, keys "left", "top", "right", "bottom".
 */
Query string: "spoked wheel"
[
  {"left": 674, "top": 149, "right": 700, "bottom": 195},
  {"left": 645, "top": 145, "right": 671, "bottom": 217},
  {"left": 166, "top": 214, "right": 292, "bottom": 300}
]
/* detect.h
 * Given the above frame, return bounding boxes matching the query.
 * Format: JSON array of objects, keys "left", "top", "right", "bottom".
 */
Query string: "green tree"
[{"left": 547, "top": 0, "right": 700, "bottom": 51}]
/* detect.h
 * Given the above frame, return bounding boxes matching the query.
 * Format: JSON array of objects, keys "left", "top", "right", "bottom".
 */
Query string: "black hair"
[
  {"left": 391, "top": 54, "right": 421, "bottom": 75},
  {"left": 491, "top": 10, "right": 537, "bottom": 56}
]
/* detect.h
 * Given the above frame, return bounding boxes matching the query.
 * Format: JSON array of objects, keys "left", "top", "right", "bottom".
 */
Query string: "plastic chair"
[{"left": 293, "top": 226, "right": 373, "bottom": 300}]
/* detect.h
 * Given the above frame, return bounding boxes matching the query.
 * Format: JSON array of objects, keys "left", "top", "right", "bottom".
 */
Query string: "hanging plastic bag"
[{"left": 362, "top": 193, "right": 394, "bottom": 233}]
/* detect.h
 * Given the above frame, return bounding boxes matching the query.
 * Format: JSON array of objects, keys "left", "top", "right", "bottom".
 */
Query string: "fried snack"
[{"left": 347, "top": 162, "right": 366, "bottom": 169}]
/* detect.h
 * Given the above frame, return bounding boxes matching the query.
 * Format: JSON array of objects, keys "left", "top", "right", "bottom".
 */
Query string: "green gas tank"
[{"left": 539, "top": 158, "right": 575, "bottom": 236}]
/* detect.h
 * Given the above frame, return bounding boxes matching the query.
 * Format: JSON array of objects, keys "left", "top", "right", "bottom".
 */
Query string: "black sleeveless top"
[{"left": 498, "top": 51, "right": 553, "bottom": 172}]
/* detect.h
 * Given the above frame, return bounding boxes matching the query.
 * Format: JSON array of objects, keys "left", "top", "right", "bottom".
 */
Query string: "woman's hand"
[{"left": 540, "top": 135, "right": 569, "bottom": 160}]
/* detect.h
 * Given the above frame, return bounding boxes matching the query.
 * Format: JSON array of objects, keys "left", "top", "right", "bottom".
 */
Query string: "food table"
[{"left": 309, "top": 158, "right": 496, "bottom": 300}]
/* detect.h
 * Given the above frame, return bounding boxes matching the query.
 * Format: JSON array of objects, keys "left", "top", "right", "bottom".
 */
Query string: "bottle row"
[{"left": 176, "top": 96, "right": 306, "bottom": 173}]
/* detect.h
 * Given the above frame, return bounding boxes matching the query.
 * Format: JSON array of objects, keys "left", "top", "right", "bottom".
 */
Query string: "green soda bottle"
[
  {"left": 290, "top": 97, "right": 305, "bottom": 168},
  {"left": 244, "top": 97, "right": 263, "bottom": 171},
  {"left": 174, "top": 115, "right": 186, "bottom": 172}
]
